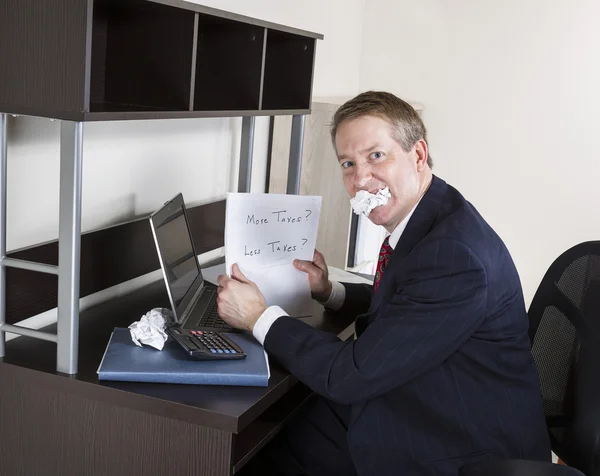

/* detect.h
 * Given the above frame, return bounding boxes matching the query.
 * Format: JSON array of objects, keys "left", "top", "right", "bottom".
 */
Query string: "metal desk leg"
[
  {"left": 56, "top": 121, "right": 83, "bottom": 375},
  {"left": 0, "top": 114, "right": 7, "bottom": 358},
  {"left": 239, "top": 116, "right": 255, "bottom": 193},
  {"left": 286, "top": 115, "right": 306, "bottom": 195}
]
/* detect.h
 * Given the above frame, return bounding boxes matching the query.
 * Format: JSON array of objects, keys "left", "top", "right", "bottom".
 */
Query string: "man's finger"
[
  {"left": 313, "top": 250, "right": 327, "bottom": 270},
  {"left": 231, "top": 263, "right": 252, "bottom": 284},
  {"left": 294, "top": 259, "right": 316, "bottom": 274},
  {"left": 217, "top": 274, "right": 231, "bottom": 287}
]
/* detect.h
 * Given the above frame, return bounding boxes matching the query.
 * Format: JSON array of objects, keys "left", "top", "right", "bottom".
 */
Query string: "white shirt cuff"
[
  {"left": 252, "top": 305, "right": 288, "bottom": 345},
  {"left": 252, "top": 282, "right": 346, "bottom": 345},
  {"left": 318, "top": 280, "right": 346, "bottom": 311}
]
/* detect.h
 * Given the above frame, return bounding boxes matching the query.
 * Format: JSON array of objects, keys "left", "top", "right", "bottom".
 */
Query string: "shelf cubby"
[
  {"left": 261, "top": 30, "right": 316, "bottom": 111},
  {"left": 193, "top": 15, "right": 264, "bottom": 112},
  {"left": 0, "top": 0, "right": 323, "bottom": 120},
  {"left": 90, "top": 0, "right": 195, "bottom": 113}
]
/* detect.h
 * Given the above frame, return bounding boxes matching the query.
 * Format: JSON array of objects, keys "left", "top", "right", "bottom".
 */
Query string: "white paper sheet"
[{"left": 225, "top": 193, "right": 322, "bottom": 317}]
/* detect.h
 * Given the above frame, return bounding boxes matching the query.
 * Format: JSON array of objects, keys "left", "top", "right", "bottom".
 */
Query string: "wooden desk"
[{"left": 0, "top": 279, "right": 355, "bottom": 476}]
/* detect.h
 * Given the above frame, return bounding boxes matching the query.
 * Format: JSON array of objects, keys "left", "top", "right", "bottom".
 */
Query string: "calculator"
[{"left": 168, "top": 328, "right": 247, "bottom": 360}]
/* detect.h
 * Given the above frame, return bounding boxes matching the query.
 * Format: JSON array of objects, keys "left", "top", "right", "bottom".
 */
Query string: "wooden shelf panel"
[
  {"left": 145, "top": 0, "right": 323, "bottom": 40},
  {"left": 262, "top": 30, "right": 316, "bottom": 111},
  {"left": 0, "top": 0, "right": 89, "bottom": 115},
  {"left": 193, "top": 15, "right": 264, "bottom": 111},
  {"left": 81, "top": 108, "right": 311, "bottom": 121},
  {"left": 232, "top": 383, "right": 313, "bottom": 473},
  {"left": 90, "top": 0, "right": 195, "bottom": 113}
]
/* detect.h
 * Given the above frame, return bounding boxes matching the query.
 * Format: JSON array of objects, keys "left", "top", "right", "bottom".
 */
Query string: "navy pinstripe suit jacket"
[{"left": 264, "top": 175, "right": 551, "bottom": 475}]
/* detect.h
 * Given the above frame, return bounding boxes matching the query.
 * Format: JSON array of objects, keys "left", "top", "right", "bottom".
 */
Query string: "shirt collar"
[{"left": 387, "top": 198, "right": 422, "bottom": 249}]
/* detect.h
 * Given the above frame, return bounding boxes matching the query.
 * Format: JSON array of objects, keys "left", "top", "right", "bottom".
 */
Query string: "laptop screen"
[{"left": 152, "top": 203, "right": 201, "bottom": 309}]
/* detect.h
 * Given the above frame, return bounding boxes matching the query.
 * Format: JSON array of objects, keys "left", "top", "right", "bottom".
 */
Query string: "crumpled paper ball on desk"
[{"left": 128, "top": 307, "right": 173, "bottom": 351}]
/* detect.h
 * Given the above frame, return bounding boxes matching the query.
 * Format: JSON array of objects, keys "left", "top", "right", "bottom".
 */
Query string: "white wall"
[
  {"left": 360, "top": 0, "right": 600, "bottom": 305},
  {"left": 6, "top": 116, "right": 239, "bottom": 251}
]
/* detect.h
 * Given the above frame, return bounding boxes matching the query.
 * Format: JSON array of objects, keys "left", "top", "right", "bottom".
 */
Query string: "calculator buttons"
[{"left": 185, "top": 330, "right": 244, "bottom": 359}]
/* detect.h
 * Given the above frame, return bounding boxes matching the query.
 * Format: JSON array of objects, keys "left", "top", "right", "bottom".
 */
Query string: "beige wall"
[{"left": 360, "top": 0, "right": 600, "bottom": 305}]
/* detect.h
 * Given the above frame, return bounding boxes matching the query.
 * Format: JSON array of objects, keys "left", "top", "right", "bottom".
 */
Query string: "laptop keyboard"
[
  {"left": 184, "top": 286, "right": 232, "bottom": 331},
  {"left": 197, "top": 301, "right": 231, "bottom": 330}
]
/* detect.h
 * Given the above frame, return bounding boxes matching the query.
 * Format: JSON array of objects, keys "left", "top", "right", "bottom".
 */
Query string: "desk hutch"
[{"left": 0, "top": 0, "right": 323, "bottom": 375}]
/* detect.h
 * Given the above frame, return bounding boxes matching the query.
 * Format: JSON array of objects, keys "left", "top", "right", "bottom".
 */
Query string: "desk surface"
[
  {"left": 0, "top": 274, "right": 356, "bottom": 435},
  {"left": 0, "top": 265, "right": 365, "bottom": 475}
]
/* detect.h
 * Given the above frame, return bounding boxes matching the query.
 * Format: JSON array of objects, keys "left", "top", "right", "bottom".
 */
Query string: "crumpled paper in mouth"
[{"left": 350, "top": 187, "right": 391, "bottom": 217}]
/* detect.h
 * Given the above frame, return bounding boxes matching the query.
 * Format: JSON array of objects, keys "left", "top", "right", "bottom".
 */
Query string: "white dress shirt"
[{"left": 252, "top": 200, "right": 421, "bottom": 345}]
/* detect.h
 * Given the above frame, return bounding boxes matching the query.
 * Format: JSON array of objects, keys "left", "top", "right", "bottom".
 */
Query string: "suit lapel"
[
  {"left": 368, "top": 175, "right": 448, "bottom": 312},
  {"left": 392, "top": 175, "right": 447, "bottom": 262}
]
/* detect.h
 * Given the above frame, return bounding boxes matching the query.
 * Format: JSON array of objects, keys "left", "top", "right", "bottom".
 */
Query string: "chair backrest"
[{"left": 528, "top": 240, "right": 600, "bottom": 469}]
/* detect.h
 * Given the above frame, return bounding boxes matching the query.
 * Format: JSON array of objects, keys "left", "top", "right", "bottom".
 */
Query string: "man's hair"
[{"left": 330, "top": 91, "right": 433, "bottom": 168}]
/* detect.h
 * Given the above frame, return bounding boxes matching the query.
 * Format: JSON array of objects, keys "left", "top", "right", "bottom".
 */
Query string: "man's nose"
[{"left": 354, "top": 164, "right": 372, "bottom": 189}]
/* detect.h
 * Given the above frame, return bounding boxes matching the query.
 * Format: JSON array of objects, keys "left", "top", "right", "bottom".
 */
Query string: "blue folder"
[{"left": 97, "top": 328, "right": 270, "bottom": 386}]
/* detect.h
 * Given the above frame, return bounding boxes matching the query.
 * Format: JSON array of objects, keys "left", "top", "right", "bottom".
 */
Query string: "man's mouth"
[{"left": 350, "top": 187, "right": 391, "bottom": 217}]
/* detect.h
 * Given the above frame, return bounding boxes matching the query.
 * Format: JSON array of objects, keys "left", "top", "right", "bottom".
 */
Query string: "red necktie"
[{"left": 374, "top": 236, "right": 392, "bottom": 293}]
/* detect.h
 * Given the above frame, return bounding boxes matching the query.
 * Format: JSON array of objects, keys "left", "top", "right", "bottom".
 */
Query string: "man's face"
[{"left": 335, "top": 115, "right": 425, "bottom": 232}]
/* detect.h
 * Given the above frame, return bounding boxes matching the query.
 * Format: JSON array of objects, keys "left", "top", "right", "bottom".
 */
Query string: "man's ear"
[{"left": 414, "top": 139, "right": 429, "bottom": 172}]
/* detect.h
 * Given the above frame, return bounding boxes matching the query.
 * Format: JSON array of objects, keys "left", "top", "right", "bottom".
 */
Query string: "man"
[{"left": 217, "top": 91, "right": 551, "bottom": 475}]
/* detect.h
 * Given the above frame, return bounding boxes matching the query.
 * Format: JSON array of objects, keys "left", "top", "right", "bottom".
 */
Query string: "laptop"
[{"left": 149, "top": 193, "right": 245, "bottom": 360}]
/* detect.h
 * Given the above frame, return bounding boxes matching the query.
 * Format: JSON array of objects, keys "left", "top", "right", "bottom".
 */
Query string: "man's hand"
[
  {"left": 216, "top": 264, "right": 267, "bottom": 333},
  {"left": 293, "top": 250, "right": 333, "bottom": 302}
]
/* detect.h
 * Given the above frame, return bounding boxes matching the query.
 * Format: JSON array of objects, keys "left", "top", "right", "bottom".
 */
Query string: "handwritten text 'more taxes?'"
[{"left": 246, "top": 209, "right": 313, "bottom": 226}]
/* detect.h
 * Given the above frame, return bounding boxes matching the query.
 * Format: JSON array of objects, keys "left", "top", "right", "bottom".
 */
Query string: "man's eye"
[
  {"left": 371, "top": 151, "right": 383, "bottom": 159},
  {"left": 341, "top": 161, "right": 353, "bottom": 169}
]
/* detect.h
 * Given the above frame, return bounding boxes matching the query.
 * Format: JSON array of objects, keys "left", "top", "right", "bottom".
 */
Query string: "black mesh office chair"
[{"left": 461, "top": 241, "right": 600, "bottom": 476}]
